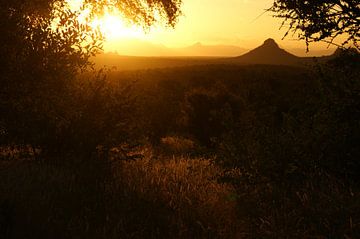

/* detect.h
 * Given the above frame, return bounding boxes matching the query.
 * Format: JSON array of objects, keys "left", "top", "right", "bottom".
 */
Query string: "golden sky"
[
  {"left": 71, "top": 0, "right": 338, "bottom": 56},
  {"left": 140, "top": 0, "right": 285, "bottom": 48}
]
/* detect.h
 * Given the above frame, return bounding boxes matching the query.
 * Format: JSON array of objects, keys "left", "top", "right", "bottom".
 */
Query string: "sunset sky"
[{"left": 73, "top": 0, "right": 339, "bottom": 56}]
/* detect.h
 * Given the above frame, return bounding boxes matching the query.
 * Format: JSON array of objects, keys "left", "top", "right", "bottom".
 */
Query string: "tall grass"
[
  {"left": 0, "top": 146, "right": 240, "bottom": 239},
  {"left": 114, "top": 147, "right": 240, "bottom": 238}
]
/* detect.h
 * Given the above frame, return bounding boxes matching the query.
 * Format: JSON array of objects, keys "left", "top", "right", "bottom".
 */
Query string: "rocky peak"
[{"left": 262, "top": 38, "right": 279, "bottom": 48}]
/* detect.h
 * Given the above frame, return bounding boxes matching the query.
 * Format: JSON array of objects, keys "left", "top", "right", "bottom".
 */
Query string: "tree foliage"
[
  {"left": 0, "top": 0, "right": 183, "bottom": 77},
  {"left": 84, "top": 0, "right": 182, "bottom": 27},
  {"left": 270, "top": 0, "right": 360, "bottom": 50},
  {"left": 0, "top": 0, "right": 182, "bottom": 156}
]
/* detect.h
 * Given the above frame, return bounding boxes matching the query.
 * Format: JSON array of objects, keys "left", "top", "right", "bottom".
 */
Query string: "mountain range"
[
  {"left": 93, "top": 38, "right": 337, "bottom": 71},
  {"left": 105, "top": 40, "right": 248, "bottom": 57},
  {"left": 104, "top": 39, "right": 335, "bottom": 57}
]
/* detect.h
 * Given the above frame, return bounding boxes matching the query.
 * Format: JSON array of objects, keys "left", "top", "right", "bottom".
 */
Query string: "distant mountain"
[
  {"left": 175, "top": 42, "right": 247, "bottom": 57},
  {"left": 104, "top": 40, "right": 171, "bottom": 56},
  {"left": 93, "top": 38, "right": 338, "bottom": 71},
  {"left": 104, "top": 40, "right": 247, "bottom": 57},
  {"left": 231, "top": 38, "right": 302, "bottom": 65}
]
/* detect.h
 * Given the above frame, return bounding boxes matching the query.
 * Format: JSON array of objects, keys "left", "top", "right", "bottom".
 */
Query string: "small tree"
[
  {"left": 0, "top": 0, "right": 182, "bottom": 156},
  {"left": 270, "top": 0, "right": 360, "bottom": 50}
]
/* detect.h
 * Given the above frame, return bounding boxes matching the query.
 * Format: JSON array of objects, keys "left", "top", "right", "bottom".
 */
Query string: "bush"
[
  {"left": 215, "top": 54, "right": 360, "bottom": 238},
  {"left": 181, "top": 87, "right": 241, "bottom": 147}
]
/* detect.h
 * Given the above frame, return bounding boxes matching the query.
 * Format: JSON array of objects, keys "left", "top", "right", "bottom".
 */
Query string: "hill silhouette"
[
  {"left": 231, "top": 38, "right": 301, "bottom": 65},
  {"left": 104, "top": 40, "right": 247, "bottom": 57},
  {"left": 181, "top": 42, "right": 247, "bottom": 56},
  {"left": 93, "top": 38, "right": 338, "bottom": 71}
]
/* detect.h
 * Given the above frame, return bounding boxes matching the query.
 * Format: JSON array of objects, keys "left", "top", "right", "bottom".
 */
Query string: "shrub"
[
  {"left": 160, "top": 136, "right": 196, "bottom": 155},
  {"left": 216, "top": 54, "right": 360, "bottom": 238},
  {"left": 114, "top": 150, "right": 241, "bottom": 238}
]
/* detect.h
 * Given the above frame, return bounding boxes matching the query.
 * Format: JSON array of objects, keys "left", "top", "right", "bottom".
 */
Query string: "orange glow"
[
  {"left": 91, "top": 13, "right": 146, "bottom": 40},
  {"left": 65, "top": 0, "right": 337, "bottom": 56}
]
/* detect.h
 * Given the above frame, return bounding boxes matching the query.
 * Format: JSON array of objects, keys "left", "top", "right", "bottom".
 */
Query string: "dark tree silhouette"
[
  {"left": 0, "top": 0, "right": 182, "bottom": 77},
  {"left": 84, "top": 0, "right": 182, "bottom": 27},
  {"left": 0, "top": 0, "right": 182, "bottom": 155},
  {"left": 270, "top": 0, "right": 360, "bottom": 50}
]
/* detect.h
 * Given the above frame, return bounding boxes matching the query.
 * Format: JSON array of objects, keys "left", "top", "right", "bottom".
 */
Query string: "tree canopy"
[
  {"left": 0, "top": 0, "right": 183, "bottom": 93},
  {"left": 0, "top": 0, "right": 182, "bottom": 153},
  {"left": 1, "top": 0, "right": 183, "bottom": 70},
  {"left": 270, "top": 0, "right": 360, "bottom": 50},
  {"left": 85, "top": 0, "right": 183, "bottom": 27}
]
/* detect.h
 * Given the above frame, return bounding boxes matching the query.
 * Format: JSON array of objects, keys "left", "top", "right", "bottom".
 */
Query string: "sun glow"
[
  {"left": 63, "top": 0, "right": 336, "bottom": 56},
  {"left": 65, "top": 0, "right": 147, "bottom": 41},
  {"left": 92, "top": 13, "right": 146, "bottom": 40}
]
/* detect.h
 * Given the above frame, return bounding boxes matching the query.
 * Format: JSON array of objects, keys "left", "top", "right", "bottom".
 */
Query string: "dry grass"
[
  {"left": 0, "top": 145, "right": 40, "bottom": 160},
  {"left": 113, "top": 146, "right": 241, "bottom": 238},
  {"left": 0, "top": 146, "right": 241, "bottom": 238},
  {"left": 160, "top": 136, "right": 196, "bottom": 155}
]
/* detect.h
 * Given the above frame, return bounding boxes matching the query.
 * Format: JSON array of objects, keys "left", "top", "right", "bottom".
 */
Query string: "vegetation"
[
  {"left": 0, "top": 146, "right": 239, "bottom": 238},
  {"left": 3, "top": 61, "right": 359, "bottom": 238},
  {"left": 1, "top": 0, "right": 359, "bottom": 238},
  {"left": 0, "top": 0, "right": 182, "bottom": 157},
  {"left": 270, "top": 0, "right": 360, "bottom": 50}
]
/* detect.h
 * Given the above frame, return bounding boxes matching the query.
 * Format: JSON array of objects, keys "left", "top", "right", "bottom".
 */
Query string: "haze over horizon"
[
  {"left": 103, "top": 39, "right": 337, "bottom": 57},
  {"left": 97, "top": 0, "right": 339, "bottom": 57}
]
